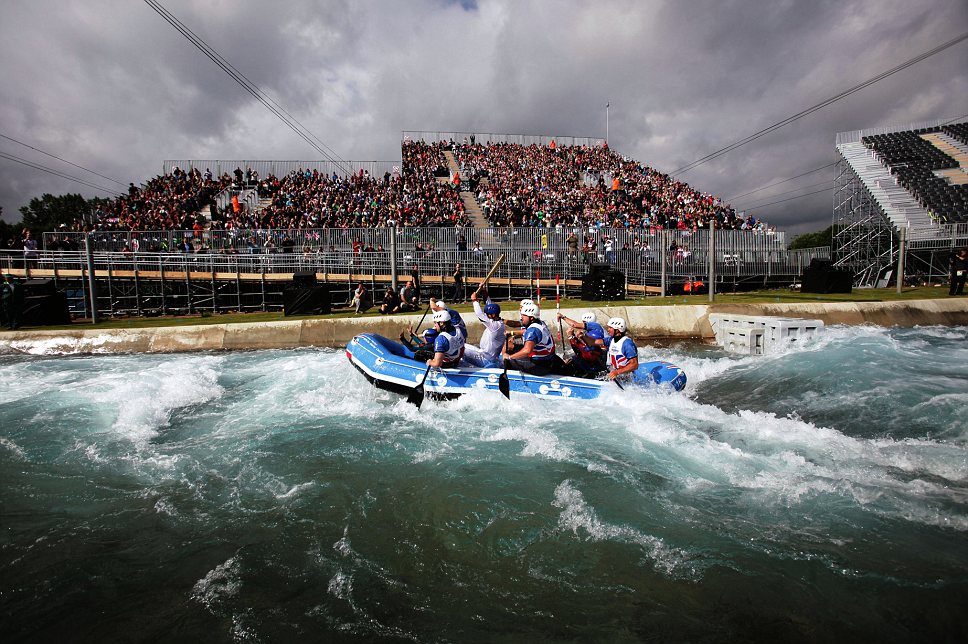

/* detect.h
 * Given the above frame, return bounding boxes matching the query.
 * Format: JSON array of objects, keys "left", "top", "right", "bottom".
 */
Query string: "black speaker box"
[
  {"left": 21, "top": 293, "right": 71, "bottom": 326},
  {"left": 292, "top": 271, "right": 317, "bottom": 287},
  {"left": 284, "top": 286, "right": 330, "bottom": 316},
  {"left": 581, "top": 269, "right": 625, "bottom": 301},
  {"left": 23, "top": 279, "right": 57, "bottom": 297},
  {"left": 801, "top": 267, "right": 852, "bottom": 294}
]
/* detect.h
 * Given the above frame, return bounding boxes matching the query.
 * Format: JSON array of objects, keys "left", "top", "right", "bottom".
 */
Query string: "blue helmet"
[
  {"left": 484, "top": 302, "right": 501, "bottom": 316},
  {"left": 585, "top": 327, "right": 604, "bottom": 341},
  {"left": 422, "top": 328, "right": 439, "bottom": 343}
]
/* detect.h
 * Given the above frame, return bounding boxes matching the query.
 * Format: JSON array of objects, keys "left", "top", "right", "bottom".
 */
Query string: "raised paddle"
[
  {"left": 473, "top": 253, "right": 506, "bottom": 298},
  {"left": 407, "top": 363, "right": 435, "bottom": 408}
]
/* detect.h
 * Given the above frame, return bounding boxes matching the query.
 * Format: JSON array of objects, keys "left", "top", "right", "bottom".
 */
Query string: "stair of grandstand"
[
  {"left": 837, "top": 141, "right": 939, "bottom": 239},
  {"left": 443, "top": 150, "right": 490, "bottom": 229},
  {"left": 921, "top": 132, "right": 968, "bottom": 185}
]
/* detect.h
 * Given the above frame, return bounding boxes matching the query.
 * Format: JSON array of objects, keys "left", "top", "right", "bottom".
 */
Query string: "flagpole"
[{"left": 606, "top": 101, "right": 609, "bottom": 144}]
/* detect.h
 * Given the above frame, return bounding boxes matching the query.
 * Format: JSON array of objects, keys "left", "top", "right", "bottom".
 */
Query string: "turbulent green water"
[{"left": 1, "top": 325, "right": 966, "bottom": 642}]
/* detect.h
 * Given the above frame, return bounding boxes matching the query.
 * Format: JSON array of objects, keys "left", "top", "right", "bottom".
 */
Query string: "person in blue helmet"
[
  {"left": 426, "top": 309, "right": 465, "bottom": 368},
  {"left": 564, "top": 324, "right": 606, "bottom": 378},
  {"left": 400, "top": 323, "right": 439, "bottom": 362},
  {"left": 463, "top": 287, "right": 505, "bottom": 367},
  {"left": 430, "top": 298, "right": 467, "bottom": 341},
  {"left": 556, "top": 311, "right": 605, "bottom": 338}
]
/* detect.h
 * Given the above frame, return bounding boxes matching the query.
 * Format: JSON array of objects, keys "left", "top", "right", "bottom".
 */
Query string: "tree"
[
  {"left": 19, "top": 193, "right": 90, "bottom": 234},
  {"left": 789, "top": 225, "right": 835, "bottom": 250}
]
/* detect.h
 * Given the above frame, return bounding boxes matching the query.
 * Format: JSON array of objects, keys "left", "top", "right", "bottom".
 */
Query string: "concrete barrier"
[{"left": 2, "top": 299, "right": 967, "bottom": 354}]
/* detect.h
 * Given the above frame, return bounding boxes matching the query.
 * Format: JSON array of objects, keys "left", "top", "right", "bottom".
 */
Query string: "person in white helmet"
[
  {"left": 501, "top": 301, "right": 565, "bottom": 376},
  {"left": 595, "top": 317, "right": 639, "bottom": 381},
  {"left": 430, "top": 298, "right": 467, "bottom": 341},
  {"left": 557, "top": 311, "right": 605, "bottom": 338},
  {"left": 426, "top": 309, "right": 465, "bottom": 368}
]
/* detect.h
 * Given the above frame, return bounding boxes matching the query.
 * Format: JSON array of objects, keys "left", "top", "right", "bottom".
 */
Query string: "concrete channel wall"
[{"left": 2, "top": 299, "right": 966, "bottom": 354}]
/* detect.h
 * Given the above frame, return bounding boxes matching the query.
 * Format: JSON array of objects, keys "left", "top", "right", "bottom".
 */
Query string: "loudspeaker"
[
  {"left": 284, "top": 286, "right": 330, "bottom": 316},
  {"left": 581, "top": 269, "right": 625, "bottom": 301},
  {"left": 23, "top": 279, "right": 57, "bottom": 297},
  {"left": 21, "top": 293, "right": 71, "bottom": 327},
  {"left": 801, "top": 262, "right": 852, "bottom": 294},
  {"left": 292, "top": 271, "right": 317, "bottom": 288}
]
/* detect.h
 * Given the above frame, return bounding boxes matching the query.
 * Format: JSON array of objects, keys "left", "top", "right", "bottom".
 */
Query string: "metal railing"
[
  {"left": 403, "top": 131, "right": 605, "bottom": 148},
  {"left": 162, "top": 160, "right": 402, "bottom": 180}
]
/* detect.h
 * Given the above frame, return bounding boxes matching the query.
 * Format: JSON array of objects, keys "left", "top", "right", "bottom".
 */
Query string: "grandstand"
[{"left": 834, "top": 117, "right": 968, "bottom": 286}]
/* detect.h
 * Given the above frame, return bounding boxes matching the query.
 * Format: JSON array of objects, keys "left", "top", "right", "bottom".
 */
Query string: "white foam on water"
[
  {"left": 482, "top": 424, "right": 574, "bottom": 461},
  {"left": 191, "top": 556, "right": 242, "bottom": 611},
  {"left": 552, "top": 479, "right": 696, "bottom": 578},
  {"left": 2, "top": 334, "right": 133, "bottom": 356},
  {"left": 0, "top": 437, "right": 26, "bottom": 460}
]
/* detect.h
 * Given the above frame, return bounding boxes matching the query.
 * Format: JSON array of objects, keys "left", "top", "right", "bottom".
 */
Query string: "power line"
[
  {"left": 673, "top": 32, "right": 968, "bottom": 175},
  {"left": 733, "top": 179, "right": 834, "bottom": 209},
  {"left": 737, "top": 186, "right": 831, "bottom": 211},
  {"left": 0, "top": 151, "right": 126, "bottom": 196},
  {"left": 726, "top": 161, "right": 838, "bottom": 202},
  {"left": 0, "top": 133, "right": 129, "bottom": 188},
  {"left": 143, "top": 0, "right": 353, "bottom": 176}
]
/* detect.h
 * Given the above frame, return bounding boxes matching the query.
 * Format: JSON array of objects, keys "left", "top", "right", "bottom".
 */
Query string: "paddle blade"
[
  {"left": 499, "top": 361, "right": 511, "bottom": 399},
  {"left": 406, "top": 383, "right": 425, "bottom": 408}
]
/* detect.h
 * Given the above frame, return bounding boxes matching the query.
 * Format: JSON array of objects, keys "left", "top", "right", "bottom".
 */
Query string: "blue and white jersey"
[
  {"left": 447, "top": 308, "right": 468, "bottom": 341},
  {"left": 523, "top": 321, "right": 555, "bottom": 362},
  {"left": 433, "top": 329, "right": 466, "bottom": 364},
  {"left": 605, "top": 335, "right": 637, "bottom": 370}
]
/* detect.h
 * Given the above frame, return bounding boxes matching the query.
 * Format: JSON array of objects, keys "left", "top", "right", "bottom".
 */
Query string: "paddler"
[
  {"left": 501, "top": 302, "right": 566, "bottom": 376},
  {"left": 426, "top": 309, "right": 465, "bottom": 369}
]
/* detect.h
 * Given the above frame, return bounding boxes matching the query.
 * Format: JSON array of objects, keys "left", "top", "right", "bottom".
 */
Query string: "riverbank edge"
[{"left": 2, "top": 298, "right": 967, "bottom": 354}]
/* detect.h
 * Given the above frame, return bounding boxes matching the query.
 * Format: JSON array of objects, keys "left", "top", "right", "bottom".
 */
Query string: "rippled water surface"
[{"left": 1, "top": 325, "right": 967, "bottom": 642}]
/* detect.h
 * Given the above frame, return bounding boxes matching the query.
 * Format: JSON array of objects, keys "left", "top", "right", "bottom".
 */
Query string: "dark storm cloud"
[{"left": 1, "top": 0, "right": 966, "bottom": 235}]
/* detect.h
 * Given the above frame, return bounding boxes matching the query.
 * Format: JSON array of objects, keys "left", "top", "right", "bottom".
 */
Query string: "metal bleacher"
[{"left": 836, "top": 140, "right": 939, "bottom": 240}]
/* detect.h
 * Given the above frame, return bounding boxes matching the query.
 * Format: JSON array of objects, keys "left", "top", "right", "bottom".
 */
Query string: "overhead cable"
[
  {"left": 673, "top": 32, "right": 968, "bottom": 175},
  {"left": 0, "top": 133, "right": 129, "bottom": 188},
  {"left": 726, "top": 161, "right": 838, "bottom": 202},
  {"left": 143, "top": 0, "right": 352, "bottom": 175},
  {"left": 0, "top": 151, "right": 125, "bottom": 196}
]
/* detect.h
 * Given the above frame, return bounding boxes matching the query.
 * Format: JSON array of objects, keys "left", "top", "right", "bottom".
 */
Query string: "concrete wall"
[{"left": 2, "top": 299, "right": 967, "bottom": 354}]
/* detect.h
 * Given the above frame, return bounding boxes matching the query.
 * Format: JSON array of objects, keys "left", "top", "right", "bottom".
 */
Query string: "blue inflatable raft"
[{"left": 346, "top": 333, "right": 686, "bottom": 401}]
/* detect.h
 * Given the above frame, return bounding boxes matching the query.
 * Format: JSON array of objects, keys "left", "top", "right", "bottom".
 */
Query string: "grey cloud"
[{"left": 1, "top": 0, "right": 966, "bottom": 235}]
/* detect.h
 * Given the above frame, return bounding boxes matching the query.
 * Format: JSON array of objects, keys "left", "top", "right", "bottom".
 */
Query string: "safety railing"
[
  {"left": 162, "top": 160, "right": 402, "bottom": 181},
  {"left": 402, "top": 131, "right": 605, "bottom": 148}
]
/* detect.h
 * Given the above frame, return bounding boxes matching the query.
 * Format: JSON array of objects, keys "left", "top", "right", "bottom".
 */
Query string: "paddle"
[
  {"left": 407, "top": 363, "right": 434, "bottom": 408},
  {"left": 473, "top": 253, "right": 506, "bottom": 298},
  {"left": 555, "top": 274, "right": 567, "bottom": 359},
  {"left": 499, "top": 359, "right": 511, "bottom": 399}
]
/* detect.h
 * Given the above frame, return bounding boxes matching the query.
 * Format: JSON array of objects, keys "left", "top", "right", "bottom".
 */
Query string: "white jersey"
[{"left": 469, "top": 299, "right": 506, "bottom": 362}]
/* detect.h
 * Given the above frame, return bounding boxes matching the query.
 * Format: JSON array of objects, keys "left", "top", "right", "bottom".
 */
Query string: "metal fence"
[
  {"left": 161, "top": 160, "right": 402, "bottom": 180},
  {"left": 402, "top": 131, "right": 605, "bottom": 148}
]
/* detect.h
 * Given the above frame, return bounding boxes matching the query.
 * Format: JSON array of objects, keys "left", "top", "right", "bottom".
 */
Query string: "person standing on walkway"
[
  {"left": 949, "top": 248, "right": 967, "bottom": 296},
  {"left": 451, "top": 262, "right": 465, "bottom": 302}
]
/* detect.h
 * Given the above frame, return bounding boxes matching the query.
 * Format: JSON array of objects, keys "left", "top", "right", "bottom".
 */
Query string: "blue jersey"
[
  {"left": 605, "top": 335, "right": 637, "bottom": 370},
  {"left": 433, "top": 328, "right": 465, "bottom": 365},
  {"left": 523, "top": 321, "right": 555, "bottom": 362}
]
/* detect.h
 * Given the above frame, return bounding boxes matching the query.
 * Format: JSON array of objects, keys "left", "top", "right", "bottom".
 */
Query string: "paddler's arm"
[
  {"left": 606, "top": 356, "right": 638, "bottom": 380},
  {"left": 427, "top": 352, "right": 445, "bottom": 368},
  {"left": 503, "top": 340, "right": 535, "bottom": 361},
  {"left": 556, "top": 312, "right": 586, "bottom": 330}
]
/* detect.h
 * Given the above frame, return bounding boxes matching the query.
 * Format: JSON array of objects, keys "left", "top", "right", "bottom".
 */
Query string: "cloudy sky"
[{"left": 1, "top": 0, "right": 966, "bottom": 234}]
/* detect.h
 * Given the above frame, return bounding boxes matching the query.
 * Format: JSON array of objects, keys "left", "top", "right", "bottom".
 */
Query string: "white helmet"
[
  {"left": 434, "top": 299, "right": 447, "bottom": 310},
  {"left": 432, "top": 309, "right": 452, "bottom": 323},
  {"left": 519, "top": 299, "right": 535, "bottom": 310},
  {"left": 581, "top": 312, "right": 597, "bottom": 324},
  {"left": 520, "top": 302, "right": 540, "bottom": 319},
  {"left": 607, "top": 317, "right": 626, "bottom": 333}
]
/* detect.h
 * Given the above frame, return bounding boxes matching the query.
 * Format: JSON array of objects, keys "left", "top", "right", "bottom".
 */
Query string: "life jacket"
[
  {"left": 525, "top": 320, "right": 555, "bottom": 361},
  {"left": 570, "top": 337, "right": 604, "bottom": 365},
  {"left": 607, "top": 335, "right": 637, "bottom": 371},
  {"left": 435, "top": 327, "right": 466, "bottom": 366},
  {"left": 447, "top": 308, "right": 468, "bottom": 341}
]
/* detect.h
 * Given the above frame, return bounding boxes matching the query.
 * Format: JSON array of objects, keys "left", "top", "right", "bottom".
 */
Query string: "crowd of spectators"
[
  {"left": 63, "top": 139, "right": 766, "bottom": 237},
  {"left": 452, "top": 140, "right": 767, "bottom": 232}
]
